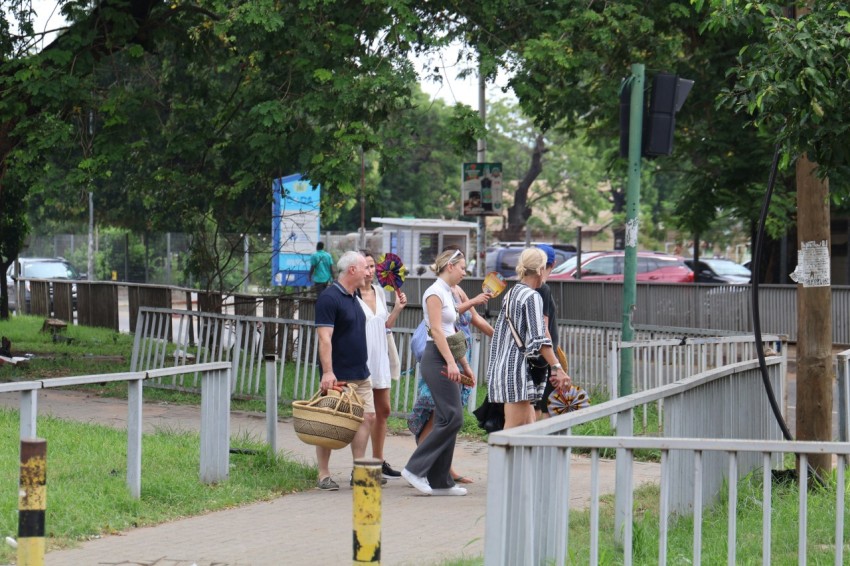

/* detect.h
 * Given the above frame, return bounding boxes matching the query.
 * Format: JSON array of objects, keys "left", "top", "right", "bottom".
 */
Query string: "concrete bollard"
[
  {"left": 352, "top": 458, "right": 382, "bottom": 564},
  {"left": 18, "top": 438, "right": 47, "bottom": 566}
]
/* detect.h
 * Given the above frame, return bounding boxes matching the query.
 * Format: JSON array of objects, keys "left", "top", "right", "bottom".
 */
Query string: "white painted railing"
[
  {"left": 484, "top": 356, "right": 804, "bottom": 565},
  {"left": 131, "top": 307, "right": 776, "bottom": 412},
  {"left": 608, "top": 333, "right": 786, "bottom": 397},
  {"left": 1, "top": 362, "right": 231, "bottom": 498},
  {"left": 131, "top": 307, "right": 429, "bottom": 413},
  {"left": 837, "top": 349, "right": 850, "bottom": 442},
  {"left": 486, "top": 435, "right": 849, "bottom": 565}
]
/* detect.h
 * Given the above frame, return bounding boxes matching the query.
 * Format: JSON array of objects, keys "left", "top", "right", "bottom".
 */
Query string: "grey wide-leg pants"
[{"left": 405, "top": 342, "right": 463, "bottom": 489}]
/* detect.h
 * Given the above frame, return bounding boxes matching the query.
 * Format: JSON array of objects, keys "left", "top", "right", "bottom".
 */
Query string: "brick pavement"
[{"left": 0, "top": 390, "right": 660, "bottom": 565}]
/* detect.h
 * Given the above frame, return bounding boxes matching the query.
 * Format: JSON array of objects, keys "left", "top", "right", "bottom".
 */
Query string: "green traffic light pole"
[
  {"left": 620, "top": 63, "right": 644, "bottom": 398},
  {"left": 615, "top": 62, "right": 643, "bottom": 548}
]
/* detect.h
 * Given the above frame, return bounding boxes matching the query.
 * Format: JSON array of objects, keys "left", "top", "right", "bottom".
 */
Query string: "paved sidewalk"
[{"left": 1, "top": 390, "right": 660, "bottom": 565}]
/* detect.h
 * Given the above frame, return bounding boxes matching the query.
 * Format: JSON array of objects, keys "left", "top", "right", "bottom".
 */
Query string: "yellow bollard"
[
  {"left": 18, "top": 438, "right": 47, "bottom": 566},
  {"left": 352, "top": 458, "right": 382, "bottom": 564}
]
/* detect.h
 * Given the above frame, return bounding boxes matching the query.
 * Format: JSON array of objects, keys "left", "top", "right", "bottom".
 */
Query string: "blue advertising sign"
[{"left": 272, "top": 174, "right": 321, "bottom": 287}]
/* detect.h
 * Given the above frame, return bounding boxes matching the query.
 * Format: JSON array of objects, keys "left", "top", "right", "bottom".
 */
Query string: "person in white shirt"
[
  {"left": 402, "top": 248, "right": 470, "bottom": 496},
  {"left": 357, "top": 252, "right": 407, "bottom": 480}
]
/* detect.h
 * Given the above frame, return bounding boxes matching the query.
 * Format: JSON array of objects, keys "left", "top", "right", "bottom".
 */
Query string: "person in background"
[
  {"left": 402, "top": 249, "right": 470, "bottom": 496},
  {"left": 313, "top": 251, "right": 374, "bottom": 491},
  {"left": 310, "top": 242, "right": 334, "bottom": 294},
  {"left": 533, "top": 244, "right": 561, "bottom": 419},
  {"left": 357, "top": 251, "right": 408, "bottom": 480},
  {"left": 486, "top": 248, "right": 570, "bottom": 429},
  {"left": 407, "top": 250, "right": 493, "bottom": 484}
]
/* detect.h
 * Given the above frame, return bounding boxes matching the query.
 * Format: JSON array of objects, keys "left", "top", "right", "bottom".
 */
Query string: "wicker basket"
[{"left": 293, "top": 386, "right": 365, "bottom": 450}]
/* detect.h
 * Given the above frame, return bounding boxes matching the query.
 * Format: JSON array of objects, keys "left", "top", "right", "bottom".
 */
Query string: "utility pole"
[
  {"left": 794, "top": 3, "right": 833, "bottom": 477},
  {"left": 614, "top": 63, "right": 644, "bottom": 548},
  {"left": 359, "top": 147, "right": 367, "bottom": 251},
  {"left": 795, "top": 157, "right": 832, "bottom": 473},
  {"left": 87, "top": 109, "right": 95, "bottom": 281},
  {"left": 619, "top": 63, "right": 645, "bottom": 397},
  {"left": 476, "top": 61, "right": 486, "bottom": 276}
]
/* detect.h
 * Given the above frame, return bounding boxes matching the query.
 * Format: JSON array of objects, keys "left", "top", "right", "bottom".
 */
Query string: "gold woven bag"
[{"left": 293, "top": 385, "right": 365, "bottom": 450}]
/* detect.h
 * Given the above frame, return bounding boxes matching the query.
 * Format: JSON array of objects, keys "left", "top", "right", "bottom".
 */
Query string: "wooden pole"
[
  {"left": 793, "top": 2, "right": 833, "bottom": 476},
  {"left": 795, "top": 154, "right": 832, "bottom": 475}
]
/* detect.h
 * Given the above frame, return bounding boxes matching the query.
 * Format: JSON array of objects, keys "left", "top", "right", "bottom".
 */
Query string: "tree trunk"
[
  {"left": 502, "top": 133, "right": 546, "bottom": 240},
  {"left": 795, "top": 154, "right": 832, "bottom": 476}
]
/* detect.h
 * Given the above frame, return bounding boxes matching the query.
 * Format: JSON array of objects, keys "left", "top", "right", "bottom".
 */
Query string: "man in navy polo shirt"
[{"left": 314, "top": 250, "right": 376, "bottom": 491}]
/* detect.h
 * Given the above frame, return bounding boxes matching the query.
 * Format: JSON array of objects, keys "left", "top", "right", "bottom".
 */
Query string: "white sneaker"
[
  {"left": 431, "top": 486, "right": 468, "bottom": 496},
  {"left": 401, "top": 468, "right": 432, "bottom": 495}
]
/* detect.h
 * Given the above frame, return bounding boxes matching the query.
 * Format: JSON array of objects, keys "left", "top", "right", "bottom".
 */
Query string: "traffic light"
[{"left": 642, "top": 73, "right": 694, "bottom": 157}]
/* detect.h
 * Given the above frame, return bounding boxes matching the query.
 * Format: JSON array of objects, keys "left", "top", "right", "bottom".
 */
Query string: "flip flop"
[{"left": 452, "top": 475, "right": 473, "bottom": 484}]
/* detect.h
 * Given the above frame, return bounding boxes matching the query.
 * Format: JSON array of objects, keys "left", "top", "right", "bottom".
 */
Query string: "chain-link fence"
[
  {"left": 24, "top": 231, "right": 193, "bottom": 285},
  {"left": 20, "top": 228, "right": 387, "bottom": 288}
]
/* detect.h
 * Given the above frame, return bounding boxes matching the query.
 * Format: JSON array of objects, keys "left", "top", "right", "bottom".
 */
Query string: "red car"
[{"left": 548, "top": 251, "right": 694, "bottom": 283}]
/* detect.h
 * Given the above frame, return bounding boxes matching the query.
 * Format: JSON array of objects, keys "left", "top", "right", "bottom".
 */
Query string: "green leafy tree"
[
  {"left": 700, "top": 0, "right": 850, "bottom": 478},
  {"left": 1, "top": 0, "right": 478, "bottom": 303},
  {"left": 362, "top": 91, "right": 481, "bottom": 223},
  {"left": 485, "top": 97, "right": 610, "bottom": 241},
  {"left": 449, "top": 1, "right": 777, "bottom": 254}
]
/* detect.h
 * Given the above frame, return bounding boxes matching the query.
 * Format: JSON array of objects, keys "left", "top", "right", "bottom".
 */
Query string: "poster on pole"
[
  {"left": 272, "top": 174, "right": 320, "bottom": 287},
  {"left": 462, "top": 162, "right": 503, "bottom": 216}
]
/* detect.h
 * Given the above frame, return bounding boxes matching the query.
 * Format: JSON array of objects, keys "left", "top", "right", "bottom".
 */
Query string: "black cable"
[
  {"left": 752, "top": 146, "right": 828, "bottom": 487},
  {"left": 751, "top": 145, "right": 794, "bottom": 441}
]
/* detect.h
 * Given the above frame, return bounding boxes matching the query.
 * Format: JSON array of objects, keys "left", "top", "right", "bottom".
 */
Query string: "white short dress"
[{"left": 358, "top": 283, "right": 392, "bottom": 389}]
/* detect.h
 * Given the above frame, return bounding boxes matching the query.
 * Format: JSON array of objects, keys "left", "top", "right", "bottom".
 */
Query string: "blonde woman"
[
  {"left": 486, "top": 248, "right": 570, "bottom": 428},
  {"left": 402, "top": 248, "right": 470, "bottom": 496},
  {"left": 408, "top": 247, "right": 493, "bottom": 484}
]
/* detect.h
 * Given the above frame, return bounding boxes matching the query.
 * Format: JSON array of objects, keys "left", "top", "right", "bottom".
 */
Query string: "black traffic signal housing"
[
  {"left": 619, "top": 72, "right": 693, "bottom": 158},
  {"left": 643, "top": 73, "right": 694, "bottom": 157}
]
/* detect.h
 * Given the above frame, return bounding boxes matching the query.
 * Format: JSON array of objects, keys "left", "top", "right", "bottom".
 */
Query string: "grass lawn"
[
  {"left": 0, "top": 316, "right": 133, "bottom": 378},
  {"left": 435, "top": 466, "right": 849, "bottom": 566},
  {"left": 14, "top": 314, "right": 835, "bottom": 565},
  {"left": 0, "top": 408, "right": 315, "bottom": 564}
]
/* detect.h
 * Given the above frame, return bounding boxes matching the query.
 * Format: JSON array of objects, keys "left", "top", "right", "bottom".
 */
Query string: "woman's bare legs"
[
  {"left": 504, "top": 401, "right": 536, "bottom": 429},
  {"left": 371, "top": 388, "right": 391, "bottom": 462}
]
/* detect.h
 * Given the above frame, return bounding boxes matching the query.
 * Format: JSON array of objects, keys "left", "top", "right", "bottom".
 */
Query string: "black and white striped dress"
[{"left": 486, "top": 283, "right": 552, "bottom": 403}]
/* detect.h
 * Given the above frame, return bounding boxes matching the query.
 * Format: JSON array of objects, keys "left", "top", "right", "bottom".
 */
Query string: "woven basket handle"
[
  {"left": 341, "top": 384, "right": 364, "bottom": 409},
  {"left": 306, "top": 388, "right": 345, "bottom": 412}
]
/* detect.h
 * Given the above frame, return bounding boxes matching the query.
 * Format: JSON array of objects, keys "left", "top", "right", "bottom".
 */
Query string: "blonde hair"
[
  {"left": 430, "top": 248, "right": 464, "bottom": 274},
  {"left": 516, "top": 248, "right": 547, "bottom": 278}
]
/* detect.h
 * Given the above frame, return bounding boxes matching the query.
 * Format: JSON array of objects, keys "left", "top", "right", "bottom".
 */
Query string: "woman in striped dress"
[{"left": 486, "top": 248, "right": 571, "bottom": 428}]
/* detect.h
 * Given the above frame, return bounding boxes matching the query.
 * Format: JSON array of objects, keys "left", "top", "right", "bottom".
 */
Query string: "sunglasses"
[{"left": 448, "top": 249, "right": 464, "bottom": 264}]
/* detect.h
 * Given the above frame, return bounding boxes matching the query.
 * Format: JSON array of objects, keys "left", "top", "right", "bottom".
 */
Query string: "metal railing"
[
  {"left": 130, "top": 307, "right": 446, "bottom": 416},
  {"left": 13, "top": 276, "right": 850, "bottom": 345},
  {"left": 486, "top": 435, "right": 849, "bottom": 565},
  {"left": 837, "top": 348, "right": 850, "bottom": 443},
  {"left": 613, "top": 334, "right": 785, "bottom": 393},
  {"left": 1, "top": 362, "right": 232, "bottom": 498},
  {"left": 130, "top": 307, "right": 773, "bottom": 411},
  {"left": 484, "top": 357, "right": 800, "bottom": 565}
]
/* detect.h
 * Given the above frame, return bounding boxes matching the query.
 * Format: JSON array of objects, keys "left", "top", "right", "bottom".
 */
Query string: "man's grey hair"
[{"left": 337, "top": 250, "right": 364, "bottom": 273}]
